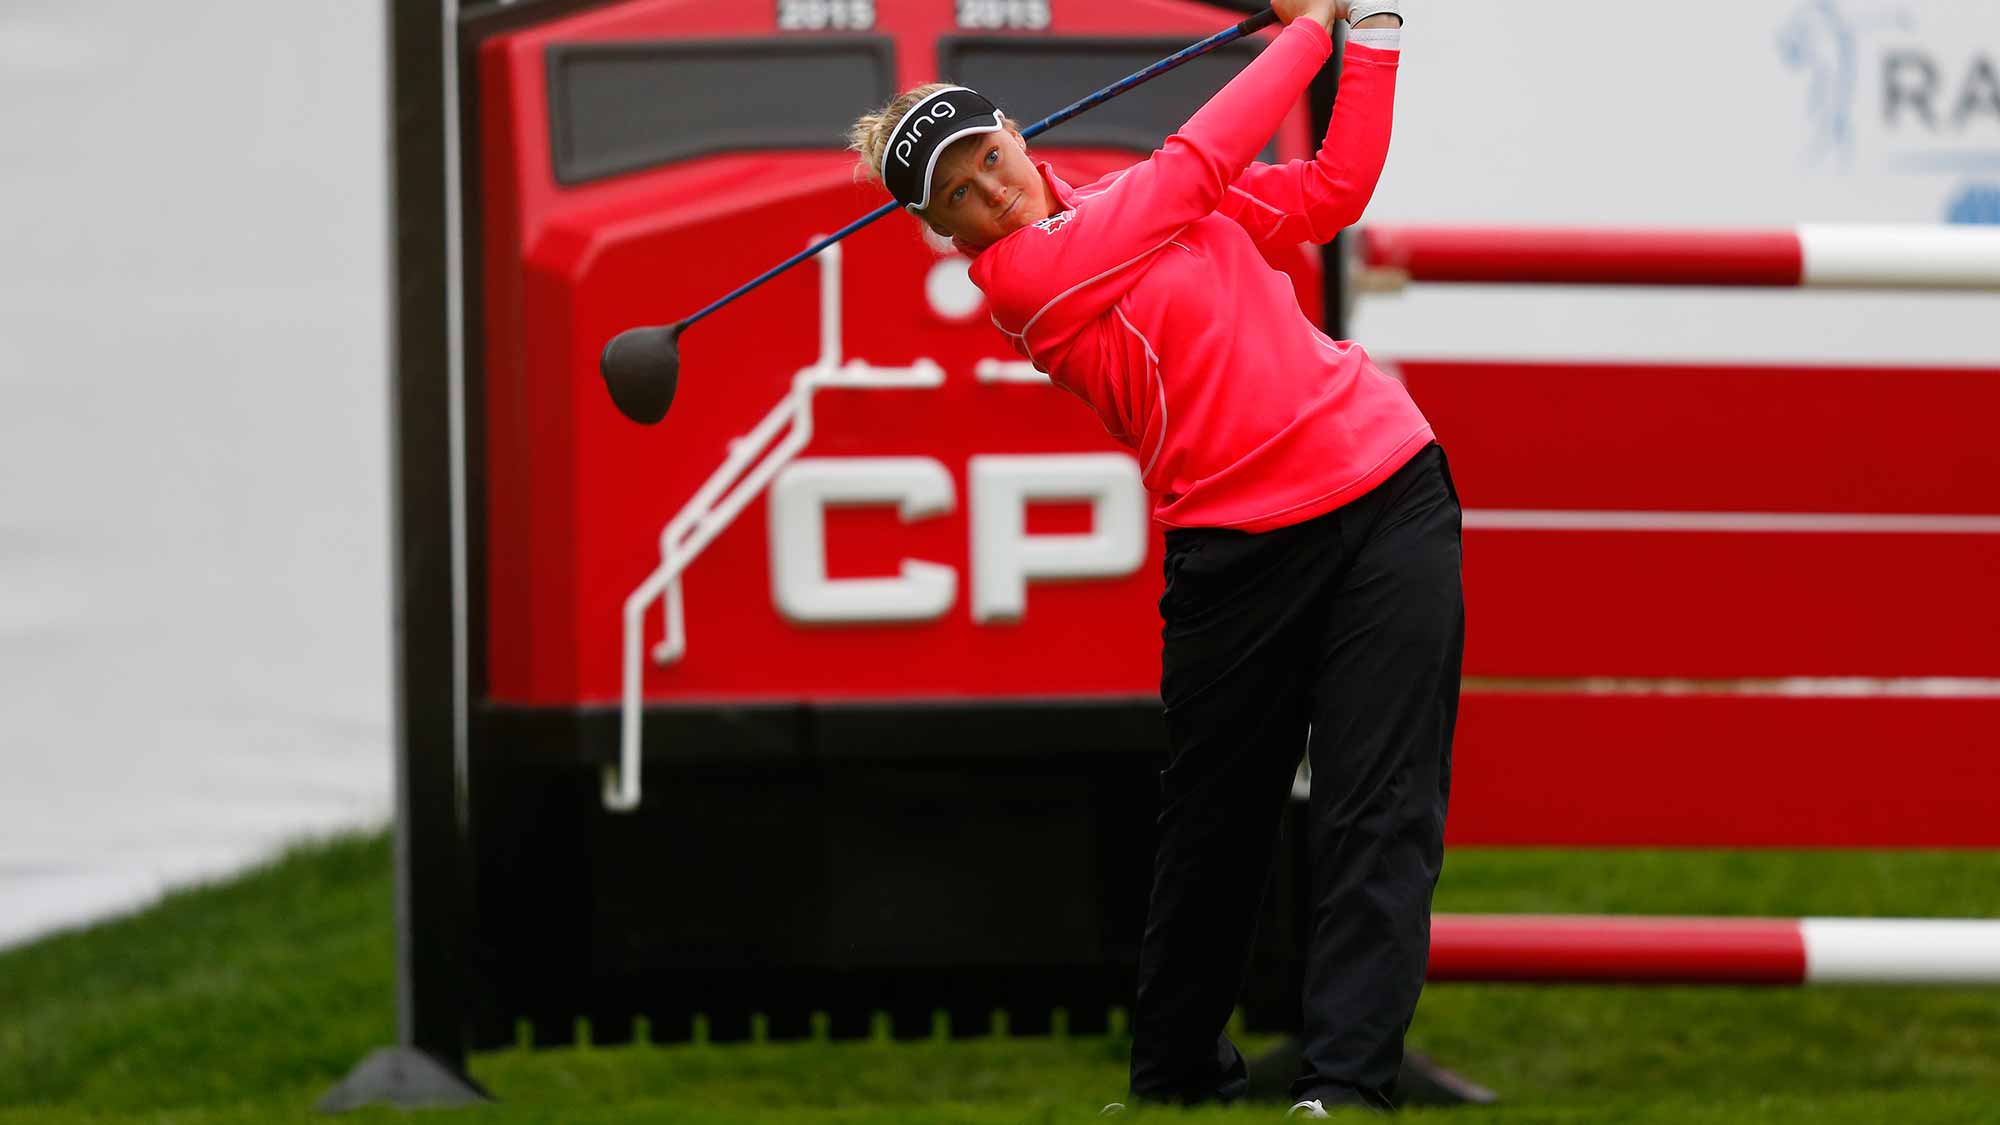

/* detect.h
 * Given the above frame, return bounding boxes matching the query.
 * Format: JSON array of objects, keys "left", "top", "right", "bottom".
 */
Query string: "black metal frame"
[
  {"left": 459, "top": 697, "right": 1312, "bottom": 1043},
  {"left": 320, "top": 2, "right": 489, "bottom": 1109},
  {"left": 387, "top": 0, "right": 472, "bottom": 1073}
]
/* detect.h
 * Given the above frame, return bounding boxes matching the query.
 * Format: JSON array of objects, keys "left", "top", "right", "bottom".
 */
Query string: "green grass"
[{"left": 0, "top": 834, "right": 1994, "bottom": 1123}]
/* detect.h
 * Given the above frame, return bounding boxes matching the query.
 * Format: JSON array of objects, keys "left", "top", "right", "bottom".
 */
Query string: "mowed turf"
[{"left": 0, "top": 833, "right": 1994, "bottom": 1123}]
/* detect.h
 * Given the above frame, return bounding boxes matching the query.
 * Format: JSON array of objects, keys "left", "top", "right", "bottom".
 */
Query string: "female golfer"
[{"left": 851, "top": 1, "right": 1453, "bottom": 1115}]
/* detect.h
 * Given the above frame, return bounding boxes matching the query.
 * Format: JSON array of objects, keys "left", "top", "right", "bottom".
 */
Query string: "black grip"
[{"left": 1236, "top": 6, "right": 1280, "bottom": 35}]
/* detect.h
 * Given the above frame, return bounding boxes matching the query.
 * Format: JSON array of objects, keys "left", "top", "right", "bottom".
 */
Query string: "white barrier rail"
[
  {"left": 1354, "top": 224, "right": 2000, "bottom": 291},
  {"left": 1430, "top": 915, "right": 2000, "bottom": 985}
]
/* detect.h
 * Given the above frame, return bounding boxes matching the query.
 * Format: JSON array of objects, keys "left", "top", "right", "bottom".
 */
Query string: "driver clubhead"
[{"left": 600, "top": 322, "right": 683, "bottom": 425}]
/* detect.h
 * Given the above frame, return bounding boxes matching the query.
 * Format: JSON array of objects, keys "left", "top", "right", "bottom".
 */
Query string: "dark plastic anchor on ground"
[{"left": 317, "top": 1047, "right": 491, "bottom": 1113}]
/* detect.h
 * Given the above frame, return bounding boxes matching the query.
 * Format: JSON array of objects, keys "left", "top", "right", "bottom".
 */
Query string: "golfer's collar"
[
  {"left": 1038, "top": 162, "right": 1082, "bottom": 213},
  {"left": 957, "top": 162, "right": 1075, "bottom": 260}
]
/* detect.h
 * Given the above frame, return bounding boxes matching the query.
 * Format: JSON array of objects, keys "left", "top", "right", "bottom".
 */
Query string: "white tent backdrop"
[
  {"left": 1352, "top": 0, "right": 2000, "bottom": 361},
  {"left": 0, "top": 0, "right": 390, "bottom": 948}
]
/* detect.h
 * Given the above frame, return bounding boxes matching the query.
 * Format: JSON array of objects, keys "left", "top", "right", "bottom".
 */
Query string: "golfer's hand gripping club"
[{"left": 599, "top": 5, "right": 1280, "bottom": 425}]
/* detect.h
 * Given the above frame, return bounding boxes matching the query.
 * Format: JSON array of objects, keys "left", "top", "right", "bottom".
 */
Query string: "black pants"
[{"left": 1128, "top": 443, "right": 1463, "bottom": 1109}]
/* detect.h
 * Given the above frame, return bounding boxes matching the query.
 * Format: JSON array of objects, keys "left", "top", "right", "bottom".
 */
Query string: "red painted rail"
[
  {"left": 1429, "top": 915, "right": 2000, "bottom": 985},
  {"left": 1356, "top": 224, "right": 2000, "bottom": 289}
]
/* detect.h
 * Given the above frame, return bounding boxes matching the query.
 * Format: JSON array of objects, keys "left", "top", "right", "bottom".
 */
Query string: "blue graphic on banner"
[
  {"left": 1946, "top": 183, "right": 2000, "bottom": 223},
  {"left": 1779, "top": 3, "right": 2000, "bottom": 218},
  {"left": 1777, "top": 0, "right": 1863, "bottom": 167},
  {"left": 1773, "top": 3, "right": 2000, "bottom": 168}
]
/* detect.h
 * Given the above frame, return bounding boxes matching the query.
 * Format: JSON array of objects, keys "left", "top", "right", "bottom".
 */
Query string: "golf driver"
[{"left": 599, "top": 5, "right": 1280, "bottom": 425}]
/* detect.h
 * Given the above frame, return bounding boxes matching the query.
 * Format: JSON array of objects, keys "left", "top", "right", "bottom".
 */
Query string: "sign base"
[{"left": 317, "top": 1047, "right": 491, "bottom": 1114}]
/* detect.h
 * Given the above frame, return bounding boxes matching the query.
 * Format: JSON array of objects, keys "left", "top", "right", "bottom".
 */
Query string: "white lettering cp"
[{"left": 765, "top": 454, "right": 1147, "bottom": 624}]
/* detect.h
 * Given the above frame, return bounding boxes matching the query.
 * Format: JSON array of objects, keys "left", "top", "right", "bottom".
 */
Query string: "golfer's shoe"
[{"left": 1286, "top": 1100, "right": 1331, "bottom": 1119}]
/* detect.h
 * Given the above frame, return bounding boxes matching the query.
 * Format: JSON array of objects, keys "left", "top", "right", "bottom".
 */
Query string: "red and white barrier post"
[
  {"left": 1429, "top": 915, "right": 2000, "bottom": 985},
  {"left": 1355, "top": 225, "right": 2000, "bottom": 291}
]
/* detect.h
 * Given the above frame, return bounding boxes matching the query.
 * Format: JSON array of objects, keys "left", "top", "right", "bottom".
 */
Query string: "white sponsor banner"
[{"left": 1357, "top": 0, "right": 2000, "bottom": 362}]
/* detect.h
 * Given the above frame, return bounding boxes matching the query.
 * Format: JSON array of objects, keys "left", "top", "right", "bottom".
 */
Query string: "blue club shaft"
[
  {"left": 1019, "top": 6, "right": 1280, "bottom": 142},
  {"left": 677, "top": 5, "right": 1280, "bottom": 332}
]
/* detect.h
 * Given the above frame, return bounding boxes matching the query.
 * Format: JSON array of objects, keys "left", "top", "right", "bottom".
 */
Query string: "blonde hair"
[
  {"left": 847, "top": 83, "right": 1025, "bottom": 188},
  {"left": 847, "top": 82, "right": 956, "bottom": 185}
]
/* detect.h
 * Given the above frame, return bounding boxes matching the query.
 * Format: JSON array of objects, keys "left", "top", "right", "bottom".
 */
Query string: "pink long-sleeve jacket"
[{"left": 965, "top": 21, "right": 1432, "bottom": 532}]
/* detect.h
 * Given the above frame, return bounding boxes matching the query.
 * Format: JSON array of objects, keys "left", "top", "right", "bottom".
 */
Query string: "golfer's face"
[{"left": 924, "top": 130, "right": 1047, "bottom": 248}]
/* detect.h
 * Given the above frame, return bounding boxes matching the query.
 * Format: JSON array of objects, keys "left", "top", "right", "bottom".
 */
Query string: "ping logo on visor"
[{"left": 884, "top": 86, "right": 1007, "bottom": 212}]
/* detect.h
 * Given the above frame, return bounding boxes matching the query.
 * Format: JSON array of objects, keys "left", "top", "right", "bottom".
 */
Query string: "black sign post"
[{"left": 320, "top": 0, "right": 487, "bottom": 1109}]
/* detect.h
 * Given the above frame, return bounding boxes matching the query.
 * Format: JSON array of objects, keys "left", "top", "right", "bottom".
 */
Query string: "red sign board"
[{"left": 477, "top": 0, "right": 1322, "bottom": 706}]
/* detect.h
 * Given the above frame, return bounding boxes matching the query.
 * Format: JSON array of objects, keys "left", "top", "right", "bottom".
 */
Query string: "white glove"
[{"left": 1348, "top": 0, "right": 1402, "bottom": 24}]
